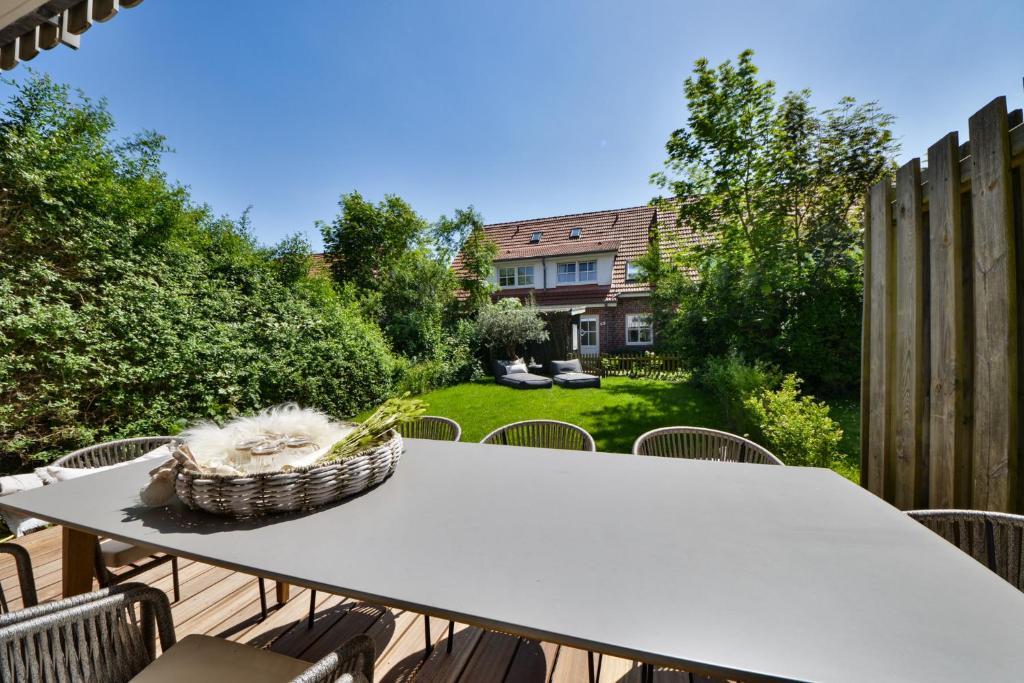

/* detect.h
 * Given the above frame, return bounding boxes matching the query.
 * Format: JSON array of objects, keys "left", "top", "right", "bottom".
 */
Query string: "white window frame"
[
  {"left": 625, "top": 314, "right": 654, "bottom": 345},
  {"left": 497, "top": 264, "right": 535, "bottom": 288},
  {"left": 557, "top": 259, "right": 598, "bottom": 285},
  {"left": 625, "top": 260, "right": 644, "bottom": 282},
  {"left": 498, "top": 266, "right": 516, "bottom": 287}
]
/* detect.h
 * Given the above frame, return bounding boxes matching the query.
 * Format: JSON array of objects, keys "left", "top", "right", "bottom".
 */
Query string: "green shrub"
[
  {"left": 743, "top": 375, "right": 843, "bottom": 467},
  {"left": 699, "top": 353, "right": 780, "bottom": 433},
  {"left": 0, "top": 75, "right": 398, "bottom": 472},
  {"left": 395, "top": 320, "right": 483, "bottom": 395}
]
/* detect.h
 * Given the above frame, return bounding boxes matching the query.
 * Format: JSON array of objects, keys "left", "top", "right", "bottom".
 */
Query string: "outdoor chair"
[
  {"left": 481, "top": 420, "right": 596, "bottom": 451},
  {"left": 0, "top": 544, "right": 37, "bottom": 614},
  {"left": 632, "top": 426, "right": 783, "bottom": 465},
  {"left": 906, "top": 509, "right": 1024, "bottom": 592},
  {"left": 54, "top": 437, "right": 185, "bottom": 603},
  {"left": 0, "top": 582, "right": 375, "bottom": 682},
  {"left": 397, "top": 415, "right": 462, "bottom": 442}
]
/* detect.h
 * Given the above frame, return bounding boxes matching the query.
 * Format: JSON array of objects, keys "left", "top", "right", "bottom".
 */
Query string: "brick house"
[{"left": 453, "top": 204, "right": 698, "bottom": 356}]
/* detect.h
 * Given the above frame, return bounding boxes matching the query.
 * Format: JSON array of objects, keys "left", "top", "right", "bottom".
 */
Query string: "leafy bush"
[
  {"left": 395, "top": 321, "right": 483, "bottom": 395},
  {"left": 0, "top": 75, "right": 398, "bottom": 472},
  {"left": 699, "top": 354, "right": 780, "bottom": 433},
  {"left": 744, "top": 375, "right": 843, "bottom": 467}
]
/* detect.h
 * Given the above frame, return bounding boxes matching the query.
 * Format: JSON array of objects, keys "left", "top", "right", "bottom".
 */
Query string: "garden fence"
[
  {"left": 570, "top": 352, "right": 687, "bottom": 380},
  {"left": 861, "top": 94, "right": 1024, "bottom": 512}
]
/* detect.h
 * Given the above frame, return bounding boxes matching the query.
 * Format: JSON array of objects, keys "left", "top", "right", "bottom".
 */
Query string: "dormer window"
[
  {"left": 569, "top": 227, "right": 582, "bottom": 239},
  {"left": 530, "top": 231, "right": 542, "bottom": 243}
]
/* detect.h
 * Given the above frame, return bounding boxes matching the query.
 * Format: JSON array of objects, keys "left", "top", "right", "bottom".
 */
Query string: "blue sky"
[{"left": 5, "top": 0, "right": 1023, "bottom": 249}]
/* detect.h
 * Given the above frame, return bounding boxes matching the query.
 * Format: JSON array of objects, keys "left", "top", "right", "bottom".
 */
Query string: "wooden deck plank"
[
  {"left": 457, "top": 630, "right": 520, "bottom": 681},
  {"left": 504, "top": 639, "right": 559, "bottom": 683}
]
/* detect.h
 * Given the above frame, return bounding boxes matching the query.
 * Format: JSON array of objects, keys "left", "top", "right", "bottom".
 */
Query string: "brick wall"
[{"left": 580, "top": 296, "right": 653, "bottom": 353}]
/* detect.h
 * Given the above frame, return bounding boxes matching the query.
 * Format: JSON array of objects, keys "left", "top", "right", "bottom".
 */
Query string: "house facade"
[{"left": 455, "top": 204, "right": 696, "bottom": 356}]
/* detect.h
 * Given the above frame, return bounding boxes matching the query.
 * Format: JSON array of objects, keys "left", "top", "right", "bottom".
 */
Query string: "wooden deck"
[{"left": 1, "top": 526, "right": 695, "bottom": 682}]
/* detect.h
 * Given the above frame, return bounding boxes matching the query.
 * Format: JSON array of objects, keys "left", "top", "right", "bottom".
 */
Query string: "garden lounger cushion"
[
  {"left": 0, "top": 474, "right": 48, "bottom": 536},
  {"left": 552, "top": 372, "right": 601, "bottom": 388},
  {"left": 549, "top": 359, "right": 584, "bottom": 374},
  {"left": 497, "top": 373, "right": 553, "bottom": 389},
  {"left": 130, "top": 633, "right": 309, "bottom": 683}
]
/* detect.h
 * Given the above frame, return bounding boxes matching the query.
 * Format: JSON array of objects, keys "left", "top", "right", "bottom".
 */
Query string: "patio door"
[{"left": 578, "top": 315, "right": 599, "bottom": 356}]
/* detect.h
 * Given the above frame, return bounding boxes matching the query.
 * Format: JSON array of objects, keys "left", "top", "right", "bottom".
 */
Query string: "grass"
[{"left": 408, "top": 377, "right": 861, "bottom": 480}]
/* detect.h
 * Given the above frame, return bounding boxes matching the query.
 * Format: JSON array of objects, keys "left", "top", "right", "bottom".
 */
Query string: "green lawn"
[{"left": 407, "top": 377, "right": 861, "bottom": 480}]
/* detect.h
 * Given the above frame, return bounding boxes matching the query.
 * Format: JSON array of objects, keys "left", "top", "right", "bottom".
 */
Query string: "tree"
[
  {"left": 648, "top": 50, "right": 897, "bottom": 393},
  {"left": 474, "top": 298, "right": 549, "bottom": 360},
  {"left": 320, "top": 192, "right": 427, "bottom": 287}
]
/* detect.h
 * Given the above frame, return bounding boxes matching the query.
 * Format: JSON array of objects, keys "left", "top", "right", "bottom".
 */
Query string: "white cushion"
[
  {"left": 505, "top": 362, "right": 528, "bottom": 375},
  {"left": 43, "top": 443, "right": 173, "bottom": 483},
  {"left": 129, "top": 634, "right": 311, "bottom": 683},
  {"left": 99, "top": 538, "right": 155, "bottom": 567},
  {"left": 0, "top": 473, "right": 48, "bottom": 536}
]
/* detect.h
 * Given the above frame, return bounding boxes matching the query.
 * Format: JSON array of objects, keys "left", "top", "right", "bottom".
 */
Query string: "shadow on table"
[{"left": 119, "top": 480, "right": 384, "bottom": 536}]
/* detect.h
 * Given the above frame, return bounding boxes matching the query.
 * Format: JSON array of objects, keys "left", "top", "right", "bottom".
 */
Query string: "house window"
[
  {"left": 569, "top": 227, "right": 582, "bottom": 239},
  {"left": 498, "top": 267, "right": 516, "bottom": 287},
  {"left": 530, "top": 231, "right": 543, "bottom": 243},
  {"left": 578, "top": 260, "right": 597, "bottom": 282},
  {"left": 498, "top": 265, "right": 534, "bottom": 288},
  {"left": 625, "top": 261, "right": 645, "bottom": 282},
  {"left": 557, "top": 262, "right": 576, "bottom": 283},
  {"left": 626, "top": 314, "right": 654, "bottom": 345}
]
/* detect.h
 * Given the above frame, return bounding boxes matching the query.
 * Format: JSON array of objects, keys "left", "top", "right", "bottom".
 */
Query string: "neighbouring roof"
[
  {"left": 452, "top": 202, "right": 703, "bottom": 303},
  {"left": 0, "top": 0, "right": 143, "bottom": 73}
]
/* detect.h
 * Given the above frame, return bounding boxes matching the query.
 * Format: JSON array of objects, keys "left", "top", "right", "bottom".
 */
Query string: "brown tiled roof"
[
  {"left": 453, "top": 203, "right": 702, "bottom": 301},
  {"left": 495, "top": 239, "right": 620, "bottom": 261}
]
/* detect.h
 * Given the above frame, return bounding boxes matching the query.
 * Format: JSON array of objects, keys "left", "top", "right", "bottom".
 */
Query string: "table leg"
[
  {"left": 276, "top": 581, "right": 290, "bottom": 604},
  {"left": 62, "top": 526, "right": 97, "bottom": 597}
]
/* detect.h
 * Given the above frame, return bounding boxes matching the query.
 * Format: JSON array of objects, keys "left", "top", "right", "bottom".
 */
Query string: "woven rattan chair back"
[
  {"left": 52, "top": 436, "right": 174, "bottom": 469},
  {"left": 481, "top": 420, "right": 596, "bottom": 451},
  {"left": 632, "top": 426, "right": 783, "bottom": 465},
  {"left": 0, "top": 584, "right": 175, "bottom": 683},
  {"left": 0, "top": 544, "right": 37, "bottom": 614},
  {"left": 907, "top": 509, "right": 1024, "bottom": 592},
  {"left": 397, "top": 416, "right": 462, "bottom": 442}
]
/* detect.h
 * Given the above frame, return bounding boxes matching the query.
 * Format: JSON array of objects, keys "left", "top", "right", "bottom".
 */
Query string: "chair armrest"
[
  {"left": 0, "top": 543, "right": 37, "bottom": 609},
  {"left": 290, "top": 633, "right": 375, "bottom": 682}
]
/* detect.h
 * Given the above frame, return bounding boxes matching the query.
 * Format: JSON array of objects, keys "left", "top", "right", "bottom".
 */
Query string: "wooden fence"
[
  {"left": 571, "top": 352, "right": 687, "bottom": 380},
  {"left": 861, "top": 95, "right": 1024, "bottom": 511}
]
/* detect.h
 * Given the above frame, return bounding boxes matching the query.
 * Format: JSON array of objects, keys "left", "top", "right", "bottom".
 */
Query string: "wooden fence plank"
[
  {"left": 866, "top": 178, "right": 895, "bottom": 499},
  {"left": 860, "top": 196, "right": 873, "bottom": 488},
  {"left": 927, "top": 132, "right": 972, "bottom": 508},
  {"left": 968, "top": 97, "right": 1019, "bottom": 512},
  {"left": 892, "top": 159, "right": 928, "bottom": 509}
]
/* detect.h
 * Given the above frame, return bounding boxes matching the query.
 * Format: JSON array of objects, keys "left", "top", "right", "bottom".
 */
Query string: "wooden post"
[
  {"left": 968, "top": 97, "right": 1019, "bottom": 512},
  {"left": 276, "top": 581, "right": 291, "bottom": 604},
  {"left": 927, "top": 132, "right": 972, "bottom": 508},
  {"left": 62, "top": 526, "right": 97, "bottom": 597},
  {"left": 892, "top": 159, "right": 928, "bottom": 509},
  {"left": 866, "top": 178, "right": 896, "bottom": 500}
]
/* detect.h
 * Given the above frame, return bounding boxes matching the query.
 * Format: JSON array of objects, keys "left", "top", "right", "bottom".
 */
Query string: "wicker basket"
[{"left": 173, "top": 430, "right": 403, "bottom": 517}]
